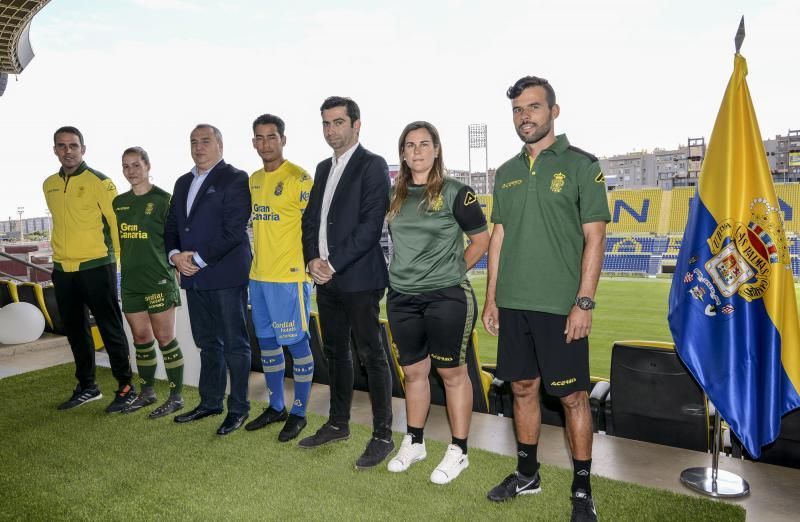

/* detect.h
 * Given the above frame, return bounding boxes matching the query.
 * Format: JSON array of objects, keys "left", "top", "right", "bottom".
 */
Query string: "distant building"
[
  {"left": 768, "top": 129, "right": 800, "bottom": 183},
  {"left": 447, "top": 169, "right": 496, "bottom": 195},
  {"left": 599, "top": 151, "right": 656, "bottom": 189},
  {"left": 0, "top": 216, "right": 51, "bottom": 240}
]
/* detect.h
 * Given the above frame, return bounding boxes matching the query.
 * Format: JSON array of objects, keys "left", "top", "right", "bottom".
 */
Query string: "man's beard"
[{"left": 516, "top": 120, "right": 552, "bottom": 144}]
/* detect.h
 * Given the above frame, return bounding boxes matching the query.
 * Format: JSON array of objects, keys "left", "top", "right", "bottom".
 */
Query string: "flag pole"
[
  {"left": 679, "top": 18, "right": 751, "bottom": 497},
  {"left": 680, "top": 402, "right": 750, "bottom": 497}
]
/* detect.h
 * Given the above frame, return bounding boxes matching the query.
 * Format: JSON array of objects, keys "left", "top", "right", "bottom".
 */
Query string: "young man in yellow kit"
[{"left": 245, "top": 114, "right": 314, "bottom": 442}]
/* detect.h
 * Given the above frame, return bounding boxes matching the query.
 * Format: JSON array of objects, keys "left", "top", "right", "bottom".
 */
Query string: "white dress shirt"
[
  {"left": 318, "top": 143, "right": 359, "bottom": 271},
  {"left": 168, "top": 159, "right": 222, "bottom": 268}
]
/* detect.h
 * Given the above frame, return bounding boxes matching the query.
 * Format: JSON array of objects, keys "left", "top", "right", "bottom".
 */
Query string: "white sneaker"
[
  {"left": 430, "top": 444, "right": 469, "bottom": 484},
  {"left": 387, "top": 434, "right": 427, "bottom": 472}
]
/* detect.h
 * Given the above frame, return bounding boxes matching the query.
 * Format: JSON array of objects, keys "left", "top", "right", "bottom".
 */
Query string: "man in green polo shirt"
[{"left": 482, "top": 76, "right": 610, "bottom": 522}]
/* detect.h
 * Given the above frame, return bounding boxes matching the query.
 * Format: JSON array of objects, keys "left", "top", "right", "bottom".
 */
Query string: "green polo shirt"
[{"left": 491, "top": 134, "right": 610, "bottom": 314}]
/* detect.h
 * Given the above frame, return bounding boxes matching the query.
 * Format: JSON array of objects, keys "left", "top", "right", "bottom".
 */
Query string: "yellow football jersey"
[{"left": 249, "top": 160, "right": 313, "bottom": 282}]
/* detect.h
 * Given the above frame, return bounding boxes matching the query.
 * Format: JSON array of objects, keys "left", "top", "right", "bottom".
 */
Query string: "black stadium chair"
[
  {"left": 379, "top": 319, "right": 405, "bottom": 399},
  {"left": 308, "top": 312, "right": 330, "bottom": 385},
  {"left": 605, "top": 340, "right": 710, "bottom": 452},
  {"left": 246, "top": 305, "right": 262, "bottom": 373},
  {"left": 428, "top": 330, "right": 494, "bottom": 414},
  {"left": 41, "top": 284, "right": 65, "bottom": 334},
  {"left": 17, "top": 282, "right": 54, "bottom": 332},
  {"left": 1, "top": 279, "right": 18, "bottom": 307},
  {"left": 731, "top": 408, "right": 800, "bottom": 469}
]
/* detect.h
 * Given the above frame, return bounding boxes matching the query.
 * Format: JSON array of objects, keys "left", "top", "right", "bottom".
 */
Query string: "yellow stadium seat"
[{"left": 607, "top": 189, "right": 663, "bottom": 234}]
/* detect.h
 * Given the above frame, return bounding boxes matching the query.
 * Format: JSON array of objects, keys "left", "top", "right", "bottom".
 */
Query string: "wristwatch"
[{"left": 575, "top": 296, "right": 596, "bottom": 310}]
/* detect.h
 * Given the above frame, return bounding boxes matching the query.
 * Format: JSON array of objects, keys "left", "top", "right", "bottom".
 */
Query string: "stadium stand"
[
  {"left": 776, "top": 183, "right": 800, "bottom": 235},
  {"left": 606, "top": 189, "right": 662, "bottom": 234},
  {"left": 667, "top": 186, "right": 695, "bottom": 234}
]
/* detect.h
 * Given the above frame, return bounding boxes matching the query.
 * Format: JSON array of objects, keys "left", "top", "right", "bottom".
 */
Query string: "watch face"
[{"left": 577, "top": 297, "right": 595, "bottom": 310}]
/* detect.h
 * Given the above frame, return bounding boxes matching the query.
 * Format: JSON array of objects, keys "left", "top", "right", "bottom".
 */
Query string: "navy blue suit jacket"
[
  {"left": 302, "top": 145, "right": 389, "bottom": 293},
  {"left": 165, "top": 160, "right": 252, "bottom": 290}
]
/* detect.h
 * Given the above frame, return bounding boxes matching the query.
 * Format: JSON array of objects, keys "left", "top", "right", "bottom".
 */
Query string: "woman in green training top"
[
  {"left": 385, "top": 121, "right": 490, "bottom": 484},
  {"left": 113, "top": 146, "right": 185, "bottom": 418}
]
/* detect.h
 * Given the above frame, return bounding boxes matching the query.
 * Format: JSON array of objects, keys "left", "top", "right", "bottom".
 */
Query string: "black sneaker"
[
  {"left": 148, "top": 396, "right": 185, "bottom": 419},
  {"left": 104, "top": 384, "right": 138, "bottom": 413},
  {"left": 570, "top": 490, "right": 597, "bottom": 522},
  {"left": 122, "top": 393, "right": 157, "bottom": 414},
  {"left": 487, "top": 471, "right": 542, "bottom": 502},
  {"left": 355, "top": 437, "right": 395, "bottom": 470},
  {"left": 57, "top": 385, "right": 103, "bottom": 410},
  {"left": 245, "top": 407, "right": 288, "bottom": 431},
  {"left": 278, "top": 414, "right": 308, "bottom": 442},
  {"left": 298, "top": 421, "right": 350, "bottom": 448}
]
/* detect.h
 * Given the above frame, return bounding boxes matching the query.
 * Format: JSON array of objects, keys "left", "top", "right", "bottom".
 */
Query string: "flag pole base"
[{"left": 680, "top": 467, "right": 750, "bottom": 498}]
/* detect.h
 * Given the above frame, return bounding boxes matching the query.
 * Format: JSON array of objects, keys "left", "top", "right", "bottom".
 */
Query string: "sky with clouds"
[{"left": 0, "top": 0, "right": 797, "bottom": 220}]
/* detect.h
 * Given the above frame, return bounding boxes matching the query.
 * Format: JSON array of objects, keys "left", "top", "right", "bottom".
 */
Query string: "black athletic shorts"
[
  {"left": 387, "top": 281, "right": 477, "bottom": 369},
  {"left": 495, "top": 308, "right": 589, "bottom": 396}
]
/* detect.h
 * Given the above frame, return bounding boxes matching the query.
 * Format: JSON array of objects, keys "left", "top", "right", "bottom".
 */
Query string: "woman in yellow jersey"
[
  {"left": 385, "top": 121, "right": 490, "bottom": 483},
  {"left": 113, "top": 147, "right": 185, "bottom": 418}
]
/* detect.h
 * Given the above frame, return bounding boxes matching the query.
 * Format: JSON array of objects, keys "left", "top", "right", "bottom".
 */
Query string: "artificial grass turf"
[{"left": 0, "top": 365, "right": 745, "bottom": 521}]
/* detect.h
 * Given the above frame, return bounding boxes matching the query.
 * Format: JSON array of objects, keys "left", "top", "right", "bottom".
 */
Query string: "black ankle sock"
[
  {"left": 407, "top": 425, "right": 424, "bottom": 445},
  {"left": 572, "top": 458, "right": 592, "bottom": 495},
  {"left": 517, "top": 442, "right": 539, "bottom": 478},
  {"left": 451, "top": 436, "right": 468, "bottom": 454}
]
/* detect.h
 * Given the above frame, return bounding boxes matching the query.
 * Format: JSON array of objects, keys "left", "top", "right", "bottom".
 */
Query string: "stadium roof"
[{"left": 0, "top": 0, "right": 49, "bottom": 74}]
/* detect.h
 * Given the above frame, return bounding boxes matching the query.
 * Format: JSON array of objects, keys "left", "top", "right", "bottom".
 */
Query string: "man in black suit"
[
  {"left": 165, "top": 124, "right": 253, "bottom": 436},
  {"left": 299, "top": 97, "right": 394, "bottom": 469}
]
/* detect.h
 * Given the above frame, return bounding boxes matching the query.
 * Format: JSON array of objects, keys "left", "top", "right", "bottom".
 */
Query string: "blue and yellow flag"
[{"left": 668, "top": 54, "right": 800, "bottom": 458}]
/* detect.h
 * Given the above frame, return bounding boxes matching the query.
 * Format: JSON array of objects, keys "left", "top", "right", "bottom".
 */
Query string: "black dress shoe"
[
  {"left": 217, "top": 413, "right": 249, "bottom": 436},
  {"left": 173, "top": 406, "right": 224, "bottom": 423}
]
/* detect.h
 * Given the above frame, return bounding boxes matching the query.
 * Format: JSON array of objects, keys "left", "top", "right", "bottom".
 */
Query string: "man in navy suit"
[
  {"left": 165, "top": 124, "right": 252, "bottom": 435},
  {"left": 299, "top": 97, "right": 394, "bottom": 469}
]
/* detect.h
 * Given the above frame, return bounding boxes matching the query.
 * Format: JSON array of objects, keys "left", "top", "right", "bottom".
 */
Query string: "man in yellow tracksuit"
[{"left": 43, "top": 126, "right": 136, "bottom": 412}]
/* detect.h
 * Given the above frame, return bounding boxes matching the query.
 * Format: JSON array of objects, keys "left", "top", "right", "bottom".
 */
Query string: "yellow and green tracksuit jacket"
[{"left": 43, "top": 162, "right": 120, "bottom": 272}]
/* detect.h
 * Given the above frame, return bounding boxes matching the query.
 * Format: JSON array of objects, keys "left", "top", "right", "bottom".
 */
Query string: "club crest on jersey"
[
  {"left": 550, "top": 173, "right": 566, "bottom": 193},
  {"left": 144, "top": 202, "right": 155, "bottom": 215},
  {"left": 429, "top": 195, "right": 444, "bottom": 212},
  {"left": 274, "top": 181, "right": 284, "bottom": 196}
]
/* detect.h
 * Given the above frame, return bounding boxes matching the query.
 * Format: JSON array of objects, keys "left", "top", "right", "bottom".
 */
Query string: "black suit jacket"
[
  {"left": 302, "top": 144, "right": 389, "bottom": 292},
  {"left": 165, "top": 160, "right": 252, "bottom": 290}
]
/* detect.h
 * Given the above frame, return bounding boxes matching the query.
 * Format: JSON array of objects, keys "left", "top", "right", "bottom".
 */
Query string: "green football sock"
[
  {"left": 134, "top": 340, "right": 158, "bottom": 388},
  {"left": 160, "top": 338, "right": 184, "bottom": 397}
]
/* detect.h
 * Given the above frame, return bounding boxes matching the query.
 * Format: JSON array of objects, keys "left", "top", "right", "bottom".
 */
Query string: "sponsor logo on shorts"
[
  {"left": 273, "top": 320, "right": 296, "bottom": 335},
  {"left": 145, "top": 292, "right": 166, "bottom": 309},
  {"left": 430, "top": 354, "right": 454, "bottom": 362},
  {"left": 550, "top": 377, "right": 577, "bottom": 387}
]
